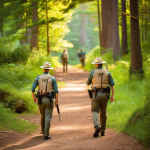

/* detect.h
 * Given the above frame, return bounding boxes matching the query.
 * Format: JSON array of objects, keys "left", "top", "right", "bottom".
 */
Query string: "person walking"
[
  {"left": 61, "top": 49, "right": 69, "bottom": 73},
  {"left": 86, "top": 57, "right": 114, "bottom": 137},
  {"left": 79, "top": 48, "right": 86, "bottom": 68},
  {"left": 31, "top": 62, "right": 59, "bottom": 140}
]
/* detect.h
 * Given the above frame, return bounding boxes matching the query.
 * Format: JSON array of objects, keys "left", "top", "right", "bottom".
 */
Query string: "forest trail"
[{"left": 0, "top": 66, "right": 145, "bottom": 150}]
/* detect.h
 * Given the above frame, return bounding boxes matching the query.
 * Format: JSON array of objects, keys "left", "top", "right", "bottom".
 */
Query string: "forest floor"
[{"left": 0, "top": 66, "right": 148, "bottom": 150}]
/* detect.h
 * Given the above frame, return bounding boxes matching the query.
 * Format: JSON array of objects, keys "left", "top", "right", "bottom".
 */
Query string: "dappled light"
[
  {"left": 61, "top": 105, "right": 90, "bottom": 111},
  {"left": 1, "top": 0, "right": 150, "bottom": 149}
]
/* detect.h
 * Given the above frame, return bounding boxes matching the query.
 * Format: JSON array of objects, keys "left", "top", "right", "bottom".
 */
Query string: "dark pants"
[
  {"left": 62, "top": 60, "right": 68, "bottom": 73},
  {"left": 80, "top": 58, "right": 85, "bottom": 68},
  {"left": 91, "top": 92, "right": 108, "bottom": 133}
]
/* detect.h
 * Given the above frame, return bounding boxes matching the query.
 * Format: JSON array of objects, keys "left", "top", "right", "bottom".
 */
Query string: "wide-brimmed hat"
[
  {"left": 40, "top": 62, "right": 53, "bottom": 69},
  {"left": 91, "top": 57, "right": 106, "bottom": 64}
]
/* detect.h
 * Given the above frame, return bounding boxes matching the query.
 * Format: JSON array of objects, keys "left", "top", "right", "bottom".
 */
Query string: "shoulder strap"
[{"left": 45, "top": 77, "right": 51, "bottom": 93}]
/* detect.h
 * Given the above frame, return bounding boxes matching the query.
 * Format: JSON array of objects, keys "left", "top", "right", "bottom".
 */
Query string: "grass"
[{"left": 0, "top": 103, "right": 38, "bottom": 132}]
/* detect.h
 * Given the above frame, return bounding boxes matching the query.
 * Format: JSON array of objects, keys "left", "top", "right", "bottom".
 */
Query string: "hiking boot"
[
  {"left": 93, "top": 126, "right": 100, "bottom": 137},
  {"left": 44, "top": 136, "right": 52, "bottom": 140},
  {"left": 101, "top": 133, "right": 104, "bottom": 136}
]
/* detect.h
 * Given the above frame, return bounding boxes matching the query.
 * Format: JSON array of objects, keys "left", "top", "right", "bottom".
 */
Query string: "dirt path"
[{"left": 0, "top": 66, "right": 146, "bottom": 150}]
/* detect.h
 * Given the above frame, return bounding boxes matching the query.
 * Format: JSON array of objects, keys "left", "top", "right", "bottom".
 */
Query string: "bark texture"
[
  {"left": 101, "top": 0, "right": 113, "bottom": 50},
  {"left": 130, "top": 0, "right": 143, "bottom": 75},
  {"left": 121, "top": 0, "right": 128, "bottom": 55},
  {"left": 30, "top": 1, "right": 38, "bottom": 51},
  {"left": 112, "top": 0, "right": 121, "bottom": 60}
]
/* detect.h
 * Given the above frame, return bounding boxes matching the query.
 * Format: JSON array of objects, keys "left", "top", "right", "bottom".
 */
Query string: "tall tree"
[
  {"left": 121, "top": 0, "right": 128, "bottom": 55},
  {"left": 0, "top": 1, "right": 4, "bottom": 37},
  {"left": 30, "top": 1, "right": 38, "bottom": 51},
  {"left": 101, "top": 0, "right": 113, "bottom": 51},
  {"left": 112, "top": 0, "right": 121, "bottom": 60},
  {"left": 97, "top": 0, "right": 102, "bottom": 56},
  {"left": 46, "top": 0, "right": 50, "bottom": 55},
  {"left": 130, "top": 0, "right": 143, "bottom": 75}
]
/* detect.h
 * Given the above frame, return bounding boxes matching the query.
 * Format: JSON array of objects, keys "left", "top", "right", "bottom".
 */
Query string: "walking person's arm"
[
  {"left": 32, "top": 92, "right": 38, "bottom": 103},
  {"left": 52, "top": 77, "right": 59, "bottom": 106},
  {"left": 31, "top": 77, "right": 39, "bottom": 104},
  {"left": 55, "top": 93, "right": 58, "bottom": 106},
  {"left": 110, "top": 86, "right": 114, "bottom": 103}
]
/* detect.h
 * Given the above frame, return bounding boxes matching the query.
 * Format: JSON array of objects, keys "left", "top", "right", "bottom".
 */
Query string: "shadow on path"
[{"left": 3, "top": 135, "right": 45, "bottom": 150}]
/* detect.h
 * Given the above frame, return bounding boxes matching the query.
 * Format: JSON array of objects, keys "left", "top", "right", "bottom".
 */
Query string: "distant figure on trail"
[
  {"left": 86, "top": 57, "right": 114, "bottom": 137},
  {"left": 78, "top": 48, "right": 86, "bottom": 68},
  {"left": 31, "top": 62, "right": 59, "bottom": 140},
  {"left": 61, "top": 49, "right": 69, "bottom": 73}
]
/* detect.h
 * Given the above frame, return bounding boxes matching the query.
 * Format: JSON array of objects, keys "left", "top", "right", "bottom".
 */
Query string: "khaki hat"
[
  {"left": 64, "top": 48, "right": 68, "bottom": 51},
  {"left": 91, "top": 57, "right": 106, "bottom": 64},
  {"left": 40, "top": 62, "right": 53, "bottom": 69}
]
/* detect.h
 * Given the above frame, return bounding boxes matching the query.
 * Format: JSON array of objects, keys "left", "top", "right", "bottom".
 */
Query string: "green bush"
[
  {"left": 11, "top": 45, "right": 30, "bottom": 63},
  {"left": 0, "top": 38, "right": 30, "bottom": 64}
]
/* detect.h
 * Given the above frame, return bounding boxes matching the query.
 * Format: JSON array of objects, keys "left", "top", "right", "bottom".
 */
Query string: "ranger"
[
  {"left": 86, "top": 57, "right": 114, "bottom": 137},
  {"left": 78, "top": 48, "right": 86, "bottom": 68},
  {"left": 61, "top": 49, "right": 69, "bottom": 73},
  {"left": 31, "top": 62, "right": 59, "bottom": 140}
]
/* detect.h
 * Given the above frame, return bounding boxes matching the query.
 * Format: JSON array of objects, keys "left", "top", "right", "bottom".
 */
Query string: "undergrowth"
[{"left": 0, "top": 103, "right": 38, "bottom": 132}]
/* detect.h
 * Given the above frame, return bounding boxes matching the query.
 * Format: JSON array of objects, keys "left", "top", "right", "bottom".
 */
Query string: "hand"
[
  {"left": 33, "top": 98, "right": 38, "bottom": 104},
  {"left": 55, "top": 101, "right": 58, "bottom": 107},
  {"left": 110, "top": 97, "right": 114, "bottom": 103}
]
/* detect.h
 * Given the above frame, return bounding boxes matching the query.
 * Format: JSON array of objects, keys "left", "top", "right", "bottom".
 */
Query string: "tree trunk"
[
  {"left": 19, "top": 14, "right": 24, "bottom": 45},
  {"left": 112, "top": 0, "right": 121, "bottom": 60},
  {"left": 145, "top": 14, "right": 147, "bottom": 42},
  {"left": 97, "top": 0, "right": 102, "bottom": 56},
  {"left": 145, "top": 3, "right": 147, "bottom": 42},
  {"left": 30, "top": 1, "right": 38, "bottom": 51},
  {"left": 130, "top": 0, "right": 143, "bottom": 75},
  {"left": 101, "top": 0, "right": 113, "bottom": 50},
  {"left": 141, "top": 13, "right": 144, "bottom": 42},
  {"left": 46, "top": 0, "right": 50, "bottom": 55},
  {"left": 0, "top": 2, "right": 4, "bottom": 37},
  {"left": 121, "top": 0, "right": 128, "bottom": 55},
  {"left": 80, "top": 4, "right": 87, "bottom": 47},
  {"left": 25, "top": 12, "right": 27, "bottom": 43}
]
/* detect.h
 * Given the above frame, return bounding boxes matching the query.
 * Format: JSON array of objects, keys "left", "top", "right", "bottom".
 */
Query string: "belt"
[
  {"left": 42, "top": 93, "right": 48, "bottom": 97},
  {"left": 92, "top": 88, "right": 107, "bottom": 93}
]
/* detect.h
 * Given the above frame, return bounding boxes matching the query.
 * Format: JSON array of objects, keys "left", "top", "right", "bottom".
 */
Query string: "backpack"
[{"left": 62, "top": 51, "right": 68, "bottom": 60}]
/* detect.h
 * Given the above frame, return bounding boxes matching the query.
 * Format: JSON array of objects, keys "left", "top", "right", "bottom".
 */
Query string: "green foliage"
[
  {"left": 0, "top": 38, "right": 30, "bottom": 64},
  {"left": 0, "top": 103, "right": 38, "bottom": 132}
]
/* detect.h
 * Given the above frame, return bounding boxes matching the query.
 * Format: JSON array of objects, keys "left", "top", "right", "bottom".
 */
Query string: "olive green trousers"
[
  {"left": 80, "top": 58, "right": 85, "bottom": 67},
  {"left": 62, "top": 60, "right": 68, "bottom": 73},
  {"left": 38, "top": 97, "right": 53, "bottom": 137},
  {"left": 91, "top": 92, "right": 108, "bottom": 133}
]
